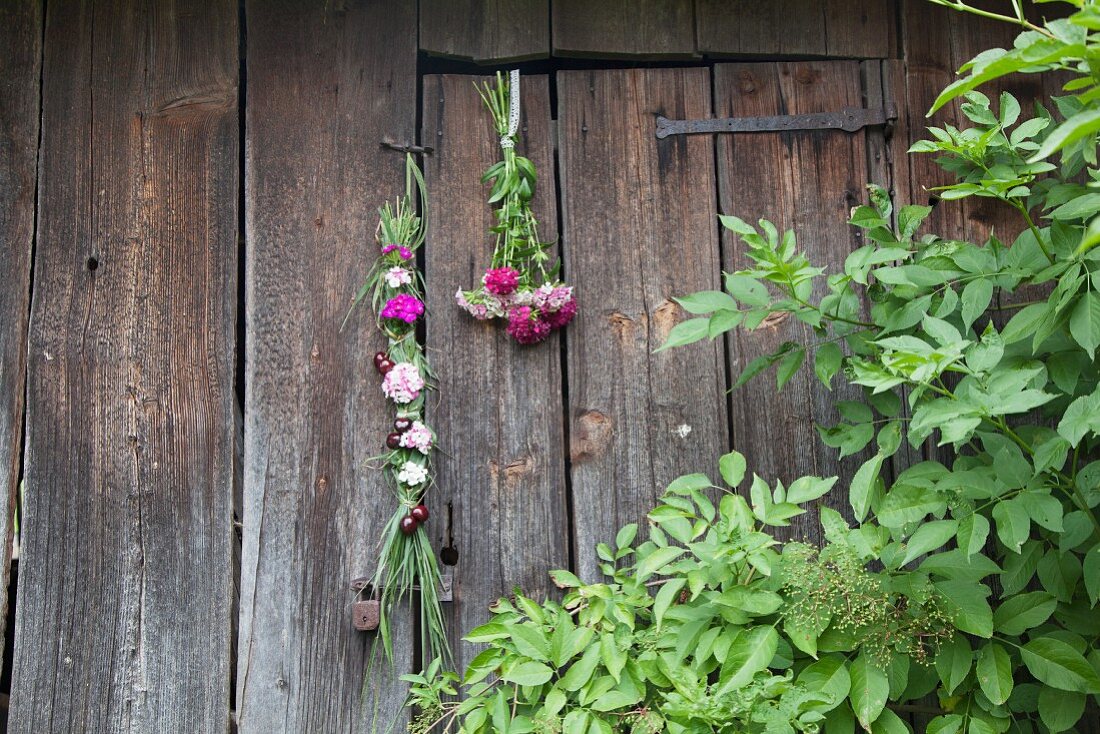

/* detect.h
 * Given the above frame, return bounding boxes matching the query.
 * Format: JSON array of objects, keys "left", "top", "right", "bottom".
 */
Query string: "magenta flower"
[
  {"left": 381, "top": 294, "right": 425, "bottom": 324},
  {"left": 483, "top": 267, "right": 520, "bottom": 296},
  {"left": 506, "top": 306, "right": 551, "bottom": 345},
  {"left": 543, "top": 297, "right": 577, "bottom": 330},
  {"left": 381, "top": 243, "right": 414, "bottom": 261}
]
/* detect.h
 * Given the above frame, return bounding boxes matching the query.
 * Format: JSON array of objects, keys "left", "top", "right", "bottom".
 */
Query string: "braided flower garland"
[
  {"left": 347, "top": 155, "right": 448, "bottom": 663},
  {"left": 455, "top": 70, "right": 577, "bottom": 344}
]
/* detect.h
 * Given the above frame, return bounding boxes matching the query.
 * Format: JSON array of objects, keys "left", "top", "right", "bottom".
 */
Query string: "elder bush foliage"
[{"left": 406, "top": 3, "right": 1100, "bottom": 733}]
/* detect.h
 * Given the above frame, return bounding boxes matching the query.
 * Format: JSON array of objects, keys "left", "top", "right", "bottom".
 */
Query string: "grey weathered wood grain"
[
  {"left": 558, "top": 68, "right": 728, "bottom": 581},
  {"left": 695, "top": 0, "right": 896, "bottom": 59},
  {"left": 237, "top": 1, "right": 417, "bottom": 731},
  {"left": 420, "top": 0, "right": 549, "bottom": 63},
  {"left": 422, "top": 74, "right": 568, "bottom": 670},
  {"left": 714, "top": 62, "right": 877, "bottom": 541},
  {"left": 10, "top": 0, "right": 238, "bottom": 730},
  {"left": 0, "top": 0, "right": 41, "bottom": 669},
  {"left": 553, "top": 0, "right": 696, "bottom": 58}
]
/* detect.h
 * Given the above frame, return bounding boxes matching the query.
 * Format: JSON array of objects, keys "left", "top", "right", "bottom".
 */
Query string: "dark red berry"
[
  {"left": 373, "top": 351, "right": 388, "bottom": 368},
  {"left": 393, "top": 417, "right": 413, "bottom": 433},
  {"left": 410, "top": 504, "right": 429, "bottom": 523},
  {"left": 377, "top": 358, "right": 395, "bottom": 374},
  {"left": 385, "top": 432, "right": 403, "bottom": 450},
  {"left": 399, "top": 515, "right": 419, "bottom": 535}
]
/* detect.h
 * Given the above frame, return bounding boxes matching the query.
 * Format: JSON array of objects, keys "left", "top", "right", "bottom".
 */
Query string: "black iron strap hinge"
[{"left": 655, "top": 102, "right": 898, "bottom": 139}]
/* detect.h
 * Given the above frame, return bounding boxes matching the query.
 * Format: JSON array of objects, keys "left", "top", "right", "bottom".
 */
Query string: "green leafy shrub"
[
  {"left": 406, "top": 3, "right": 1100, "bottom": 732},
  {"left": 405, "top": 453, "right": 956, "bottom": 733}
]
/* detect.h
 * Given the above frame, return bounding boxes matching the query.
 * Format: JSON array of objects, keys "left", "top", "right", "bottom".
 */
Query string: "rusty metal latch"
[{"left": 655, "top": 103, "right": 898, "bottom": 139}]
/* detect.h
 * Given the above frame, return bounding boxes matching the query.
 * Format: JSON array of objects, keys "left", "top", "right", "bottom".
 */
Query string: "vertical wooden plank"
[
  {"left": 558, "top": 68, "right": 727, "bottom": 580},
  {"left": 713, "top": 62, "right": 874, "bottom": 541},
  {"left": 553, "top": 0, "right": 696, "bottom": 58},
  {"left": 0, "top": 0, "right": 41, "bottom": 667},
  {"left": 694, "top": 0, "right": 896, "bottom": 59},
  {"left": 420, "top": 0, "right": 549, "bottom": 63},
  {"left": 237, "top": 2, "right": 416, "bottom": 731},
  {"left": 11, "top": 0, "right": 238, "bottom": 730},
  {"left": 422, "top": 74, "right": 568, "bottom": 670}
]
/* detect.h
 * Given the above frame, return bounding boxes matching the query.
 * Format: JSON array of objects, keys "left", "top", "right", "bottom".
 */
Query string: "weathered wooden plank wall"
[
  {"left": 423, "top": 74, "right": 569, "bottom": 670},
  {"left": 696, "top": 0, "right": 897, "bottom": 58},
  {"left": 236, "top": 2, "right": 417, "bottom": 731},
  {"left": 557, "top": 68, "right": 729, "bottom": 580},
  {"left": 420, "top": 0, "right": 550, "bottom": 63},
  {"left": 10, "top": 0, "right": 239, "bottom": 730},
  {"left": 0, "top": 0, "right": 41, "bottom": 670},
  {"left": 553, "top": 0, "right": 697, "bottom": 58},
  {"left": 1, "top": 0, "right": 1075, "bottom": 728}
]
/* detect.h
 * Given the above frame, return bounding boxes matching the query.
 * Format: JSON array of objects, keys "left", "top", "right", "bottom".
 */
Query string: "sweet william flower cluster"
[{"left": 456, "top": 72, "right": 576, "bottom": 345}]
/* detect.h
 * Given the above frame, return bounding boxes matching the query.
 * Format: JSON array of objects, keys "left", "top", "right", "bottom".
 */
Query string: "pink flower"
[
  {"left": 506, "top": 306, "right": 551, "bottom": 345},
  {"left": 385, "top": 266, "right": 412, "bottom": 289},
  {"left": 382, "top": 363, "right": 424, "bottom": 404},
  {"left": 381, "top": 243, "right": 414, "bottom": 261},
  {"left": 543, "top": 297, "right": 577, "bottom": 330},
  {"left": 381, "top": 294, "right": 425, "bottom": 324},
  {"left": 399, "top": 421, "right": 433, "bottom": 454},
  {"left": 483, "top": 267, "right": 520, "bottom": 296},
  {"left": 455, "top": 289, "right": 504, "bottom": 320}
]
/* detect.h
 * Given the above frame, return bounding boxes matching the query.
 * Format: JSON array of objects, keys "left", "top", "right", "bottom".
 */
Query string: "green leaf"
[
  {"left": 992, "top": 498, "right": 1030, "bottom": 552},
  {"left": 935, "top": 635, "right": 972, "bottom": 694},
  {"left": 957, "top": 514, "right": 990, "bottom": 558},
  {"left": 1068, "top": 291, "right": 1100, "bottom": 356},
  {"left": 776, "top": 346, "right": 806, "bottom": 390},
  {"left": 786, "top": 475, "right": 838, "bottom": 505},
  {"left": 1020, "top": 637, "right": 1100, "bottom": 693},
  {"left": 849, "top": 654, "right": 889, "bottom": 729},
  {"left": 503, "top": 661, "right": 554, "bottom": 687},
  {"left": 960, "top": 279, "right": 994, "bottom": 333},
  {"left": 1030, "top": 108, "right": 1100, "bottom": 161},
  {"left": 724, "top": 273, "right": 770, "bottom": 306},
  {"left": 674, "top": 290, "right": 737, "bottom": 314},
  {"left": 719, "top": 451, "right": 747, "bottom": 487},
  {"left": 717, "top": 626, "right": 778, "bottom": 695},
  {"left": 1084, "top": 546, "right": 1100, "bottom": 607},
  {"left": 559, "top": 644, "right": 601, "bottom": 691},
  {"left": 877, "top": 485, "right": 944, "bottom": 528},
  {"left": 1037, "top": 687, "right": 1087, "bottom": 733},
  {"left": 1058, "top": 388, "right": 1100, "bottom": 447},
  {"left": 934, "top": 580, "right": 993, "bottom": 638},
  {"left": 653, "top": 578, "right": 686, "bottom": 631},
  {"left": 635, "top": 546, "right": 684, "bottom": 581},
  {"left": 901, "top": 519, "right": 958, "bottom": 567},
  {"left": 993, "top": 591, "right": 1057, "bottom": 635},
  {"left": 656, "top": 317, "right": 710, "bottom": 352},
  {"left": 976, "top": 642, "right": 1013, "bottom": 705},
  {"left": 814, "top": 343, "right": 844, "bottom": 389},
  {"left": 849, "top": 454, "right": 884, "bottom": 522},
  {"left": 719, "top": 214, "right": 756, "bottom": 237},
  {"left": 927, "top": 715, "right": 963, "bottom": 734},
  {"left": 549, "top": 569, "right": 583, "bottom": 589},
  {"left": 798, "top": 656, "right": 851, "bottom": 707}
]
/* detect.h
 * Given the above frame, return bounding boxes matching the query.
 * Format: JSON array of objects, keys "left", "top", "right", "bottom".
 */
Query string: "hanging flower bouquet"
[
  {"left": 346, "top": 154, "right": 448, "bottom": 664},
  {"left": 455, "top": 71, "right": 577, "bottom": 344}
]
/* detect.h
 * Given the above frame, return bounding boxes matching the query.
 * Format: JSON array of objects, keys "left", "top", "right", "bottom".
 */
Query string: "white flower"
[
  {"left": 385, "top": 266, "right": 412, "bottom": 289},
  {"left": 397, "top": 460, "right": 429, "bottom": 487}
]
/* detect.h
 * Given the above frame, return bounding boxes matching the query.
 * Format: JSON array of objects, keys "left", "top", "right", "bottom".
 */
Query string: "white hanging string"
[{"left": 500, "top": 68, "right": 520, "bottom": 150}]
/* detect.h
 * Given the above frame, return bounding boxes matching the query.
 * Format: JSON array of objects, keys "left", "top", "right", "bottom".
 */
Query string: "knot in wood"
[{"left": 571, "top": 410, "right": 612, "bottom": 462}]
